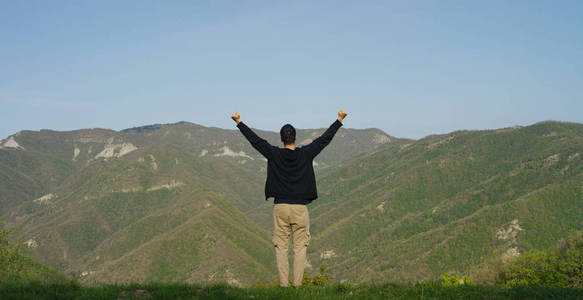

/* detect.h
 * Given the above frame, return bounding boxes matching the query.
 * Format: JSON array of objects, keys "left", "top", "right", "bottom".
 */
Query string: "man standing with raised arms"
[{"left": 231, "top": 109, "right": 348, "bottom": 287}]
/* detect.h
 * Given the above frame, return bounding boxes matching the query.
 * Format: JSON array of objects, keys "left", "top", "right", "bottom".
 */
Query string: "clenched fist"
[
  {"left": 231, "top": 111, "right": 241, "bottom": 124},
  {"left": 338, "top": 109, "right": 348, "bottom": 122}
]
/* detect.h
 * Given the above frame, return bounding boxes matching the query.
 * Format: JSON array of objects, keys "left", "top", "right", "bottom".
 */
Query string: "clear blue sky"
[{"left": 1, "top": 0, "right": 582, "bottom": 139}]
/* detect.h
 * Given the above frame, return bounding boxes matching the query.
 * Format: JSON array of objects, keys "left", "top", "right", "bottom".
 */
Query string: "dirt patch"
[
  {"left": 72, "top": 145, "right": 80, "bottom": 161},
  {"left": 214, "top": 146, "right": 254, "bottom": 160},
  {"left": 0, "top": 136, "right": 23, "bottom": 150},
  {"left": 321, "top": 250, "right": 337, "bottom": 259},
  {"left": 33, "top": 193, "right": 56, "bottom": 205},
  {"left": 94, "top": 142, "right": 137, "bottom": 159},
  {"left": 147, "top": 180, "right": 185, "bottom": 192}
]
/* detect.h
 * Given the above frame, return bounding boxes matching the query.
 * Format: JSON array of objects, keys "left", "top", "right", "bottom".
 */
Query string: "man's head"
[{"left": 280, "top": 124, "right": 296, "bottom": 145}]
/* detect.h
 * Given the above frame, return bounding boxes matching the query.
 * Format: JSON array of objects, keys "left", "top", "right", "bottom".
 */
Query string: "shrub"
[
  {"left": 303, "top": 265, "right": 332, "bottom": 286},
  {"left": 0, "top": 222, "right": 25, "bottom": 280},
  {"left": 497, "top": 231, "right": 583, "bottom": 287},
  {"left": 441, "top": 272, "right": 472, "bottom": 287}
]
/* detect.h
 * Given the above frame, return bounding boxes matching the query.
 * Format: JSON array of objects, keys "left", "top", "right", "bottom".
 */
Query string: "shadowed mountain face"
[{"left": 1, "top": 121, "right": 582, "bottom": 285}]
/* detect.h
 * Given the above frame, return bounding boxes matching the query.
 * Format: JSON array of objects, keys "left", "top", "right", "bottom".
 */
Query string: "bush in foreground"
[
  {"left": 497, "top": 231, "right": 583, "bottom": 287},
  {"left": 0, "top": 222, "right": 68, "bottom": 283}
]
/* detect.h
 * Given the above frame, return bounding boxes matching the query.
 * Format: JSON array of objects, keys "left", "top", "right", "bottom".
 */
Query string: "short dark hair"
[{"left": 280, "top": 124, "right": 296, "bottom": 145}]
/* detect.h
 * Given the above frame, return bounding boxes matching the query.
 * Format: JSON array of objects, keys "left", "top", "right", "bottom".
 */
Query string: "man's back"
[{"left": 236, "top": 119, "right": 343, "bottom": 202}]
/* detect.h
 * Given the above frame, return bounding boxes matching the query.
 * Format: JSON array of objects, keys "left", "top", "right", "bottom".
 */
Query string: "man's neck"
[{"left": 284, "top": 144, "right": 295, "bottom": 150}]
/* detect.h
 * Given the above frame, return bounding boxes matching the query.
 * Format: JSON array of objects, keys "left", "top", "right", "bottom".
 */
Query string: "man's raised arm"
[
  {"left": 231, "top": 111, "right": 274, "bottom": 159},
  {"left": 304, "top": 109, "right": 348, "bottom": 158}
]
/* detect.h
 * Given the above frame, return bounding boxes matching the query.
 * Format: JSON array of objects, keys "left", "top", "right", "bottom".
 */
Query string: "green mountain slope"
[
  {"left": 307, "top": 121, "right": 583, "bottom": 282},
  {"left": 0, "top": 121, "right": 393, "bottom": 285},
  {"left": 1, "top": 120, "right": 581, "bottom": 286},
  {"left": 2, "top": 144, "right": 273, "bottom": 285}
]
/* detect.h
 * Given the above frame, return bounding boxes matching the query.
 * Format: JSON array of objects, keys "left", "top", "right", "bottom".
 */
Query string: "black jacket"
[{"left": 237, "top": 120, "right": 343, "bottom": 204}]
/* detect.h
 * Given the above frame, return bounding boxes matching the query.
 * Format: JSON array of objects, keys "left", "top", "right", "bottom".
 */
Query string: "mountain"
[
  {"left": 306, "top": 121, "right": 583, "bottom": 282},
  {"left": 0, "top": 121, "right": 393, "bottom": 285},
  {"left": 1, "top": 120, "right": 581, "bottom": 286}
]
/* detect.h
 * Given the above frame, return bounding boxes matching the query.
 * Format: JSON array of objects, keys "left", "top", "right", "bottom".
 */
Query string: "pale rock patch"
[
  {"left": 432, "top": 207, "right": 438, "bottom": 215},
  {"left": 118, "top": 143, "right": 138, "bottom": 157},
  {"left": 227, "top": 278, "right": 241, "bottom": 287},
  {"left": 147, "top": 180, "right": 185, "bottom": 192},
  {"left": 0, "top": 136, "right": 24, "bottom": 150},
  {"left": 204, "top": 202, "right": 211, "bottom": 208},
  {"left": 321, "top": 250, "right": 337, "bottom": 259},
  {"left": 376, "top": 201, "right": 386, "bottom": 212},
  {"left": 137, "top": 157, "right": 145, "bottom": 162},
  {"left": 561, "top": 165, "right": 570, "bottom": 175},
  {"left": 72, "top": 145, "right": 80, "bottom": 161},
  {"left": 80, "top": 271, "right": 95, "bottom": 277},
  {"left": 199, "top": 149, "right": 208, "bottom": 157},
  {"left": 223, "top": 268, "right": 241, "bottom": 287},
  {"left": 497, "top": 219, "right": 522, "bottom": 244},
  {"left": 119, "top": 187, "right": 141, "bottom": 193},
  {"left": 208, "top": 272, "right": 217, "bottom": 281},
  {"left": 502, "top": 247, "right": 521, "bottom": 263},
  {"left": 400, "top": 143, "right": 411, "bottom": 150},
  {"left": 25, "top": 239, "right": 38, "bottom": 248},
  {"left": 542, "top": 154, "right": 560, "bottom": 168},
  {"left": 87, "top": 146, "right": 92, "bottom": 154},
  {"left": 33, "top": 193, "right": 56, "bottom": 205},
  {"left": 568, "top": 153, "right": 580, "bottom": 162},
  {"left": 149, "top": 154, "right": 158, "bottom": 170},
  {"left": 94, "top": 142, "right": 137, "bottom": 159},
  {"left": 373, "top": 134, "right": 390, "bottom": 144},
  {"left": 439, "top": 159, "right": 447, "bottom": 168},
  {"left": 214, "top": 146, "right": 254, "bottom": 160}
]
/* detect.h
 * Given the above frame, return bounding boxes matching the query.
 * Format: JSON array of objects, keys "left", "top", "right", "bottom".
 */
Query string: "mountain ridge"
[{"left": 1, "top": 119, "right": 582, "bottom": 286}]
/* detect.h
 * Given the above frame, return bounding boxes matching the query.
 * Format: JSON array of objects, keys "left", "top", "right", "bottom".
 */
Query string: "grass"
[{"left": 1, "top": 281, "right": 582, "bottom": 300}]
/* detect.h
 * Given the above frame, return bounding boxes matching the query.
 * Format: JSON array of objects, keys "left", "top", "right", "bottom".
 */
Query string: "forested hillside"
[
  {"left": 1, "top": 120, "right": 581, "bottom": 286},
  {"left": 0, "top": 121, "right": 392, "bottom": 285},
  {"left": 308, "top": 121, "right": 583, "bottom": 282}
]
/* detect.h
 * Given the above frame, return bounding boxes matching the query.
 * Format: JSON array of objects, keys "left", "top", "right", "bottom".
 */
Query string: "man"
[{"left": 231, "top": 109, "right": 348, "bottom": 287}]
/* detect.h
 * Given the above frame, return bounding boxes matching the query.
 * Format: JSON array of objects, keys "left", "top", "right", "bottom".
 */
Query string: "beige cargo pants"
[{"left": 272, "top": 203, "right": 310, "bottom": 287}]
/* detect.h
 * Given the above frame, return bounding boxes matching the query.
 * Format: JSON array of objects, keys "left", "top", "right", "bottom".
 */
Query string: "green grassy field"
[{"left": 1, "top": 281, "right": 582, "bottom": 300}]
